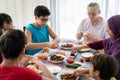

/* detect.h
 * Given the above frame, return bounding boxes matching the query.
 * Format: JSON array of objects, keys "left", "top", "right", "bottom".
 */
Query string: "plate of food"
[
  {"left": 81, "top": 52, "right": 94, "bottom": 58},
  {"left": 61, "top": 43, "right": 74, "bottom": 50},
  {"left": 56, "top": 70, "right": 79, "bottom": 80},
  {"left": 27, "top": 65, "right": 42, "bottom": 73},
  {"left": 37, "top": 52, "right": 48, "bottom": 59},
  {"left": 80, "top": 48, "right": 90, "bottom": 52},
  {"left": 47, "top": 65, "right": 62, "bottom": 73},
  {"left": 48, "top": 54, "right": 66, "bottom": 63}
]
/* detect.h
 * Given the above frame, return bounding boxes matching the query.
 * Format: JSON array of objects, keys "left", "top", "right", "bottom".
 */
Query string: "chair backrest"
[{"left": 23, "top": 26, "right": 26, "bottom": 32}]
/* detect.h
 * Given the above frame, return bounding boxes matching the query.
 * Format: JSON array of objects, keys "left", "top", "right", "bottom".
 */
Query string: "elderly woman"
[
  {"left": 72, "top": 15, "right": 120, "bottom": 80},
  {"left": 76, "top": 2, "right": 109, "bottom": 42}
]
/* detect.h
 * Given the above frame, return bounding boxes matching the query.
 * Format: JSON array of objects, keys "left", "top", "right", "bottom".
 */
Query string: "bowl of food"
[
  {"left": 56, "top": 70, "right": 79, "bottom": 80},
  {"left": 27, "top": 65, "right": 42, "bottom": 73},
  {"left": 47, "top": 65, "right": 62, "bottom": 73},
  {"left": 61, "top": 43, "right": 74, "bottom": 50},
  {"left": 37, "top": 52, "right": 48, "bottom": 59},
  {"left": 81, "top": 52, "right": 93, "bottom": 58},
  {"left": 48, "top": 54, "right": 66, "bottom": 63}
]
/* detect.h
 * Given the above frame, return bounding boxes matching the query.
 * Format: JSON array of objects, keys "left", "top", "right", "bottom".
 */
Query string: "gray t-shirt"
[{"left": 77, "top": 18, "right": 109, "bottom": 42}]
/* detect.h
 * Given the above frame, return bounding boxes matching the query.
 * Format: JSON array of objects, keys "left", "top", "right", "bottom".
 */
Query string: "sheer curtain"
[
  {"left": 52, "top": 0, "right": 120, "bottom": 39},
  {"left": 0, "top": 0, "right": 50, "bottom": 30}
]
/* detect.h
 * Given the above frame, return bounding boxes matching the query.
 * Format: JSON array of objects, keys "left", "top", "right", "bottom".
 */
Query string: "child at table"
[
  {"left": 74, "top": 54, "right": 117, "bottom": 80},
  {"left": 71, "top": 15, "right": 120, "bottom": 79},
  {"left": 25, "top": 5, "right": 60, "bottom": 55},
  {"left": 0, "top": 29, "right": 55, "bottom": 80}
]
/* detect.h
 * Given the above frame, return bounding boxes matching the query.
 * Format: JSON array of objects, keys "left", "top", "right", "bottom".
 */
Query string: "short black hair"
[
  {"left": 0, "top": 13, "right": 12, "bottom": 29},
  {"left": 34, "top": 5, "right": 50, "bottom": 17},
  {"left": 91, "top": 54, "right": 118, "bottom": 80},
  {"left": 0, "top": 29, "right": 26, "bottom": 59}
]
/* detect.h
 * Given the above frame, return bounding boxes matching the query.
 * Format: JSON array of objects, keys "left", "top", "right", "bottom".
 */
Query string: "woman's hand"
[
  {"left": 84, "top": 33, "right": 102, "bottom": 41},
  {"left": 71, "top": 46, "right": 82, "bottom": 53},
  {"left": 76, "top": 32, "right": 83, "bottom": 40}
]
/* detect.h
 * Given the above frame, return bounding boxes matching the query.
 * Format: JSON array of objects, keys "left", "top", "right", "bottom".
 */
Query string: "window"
[{"left": 50, "top": 0, "right": 120, "bottom": 39}]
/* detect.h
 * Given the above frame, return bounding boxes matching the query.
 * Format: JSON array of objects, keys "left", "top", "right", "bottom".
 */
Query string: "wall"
[{"left": 0, "top": 0, "right": 50, "bottom": 30}]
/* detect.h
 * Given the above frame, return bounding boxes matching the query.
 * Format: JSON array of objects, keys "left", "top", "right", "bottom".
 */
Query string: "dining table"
[{"left": 33, "top": 39, "right": 97, "bottom": 80}]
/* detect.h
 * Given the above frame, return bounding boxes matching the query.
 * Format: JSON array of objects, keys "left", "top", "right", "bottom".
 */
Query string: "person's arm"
[
  {"left": 87, "top": 40, "right": 104, "bottom": 50},
  {"left": 48, "top": 26, "right": 60, "bottom": 43},
  {"left": 71, "top": 44, "right": 89, "bottom": 53},
  {"left": 25, "top": 30, "right": 55, "bottom": 50},
  {"left": 85, "top": 33, "right": 103, "bottom": 41},
  {"left": 48, "top": 26, "right": 57, "bottom": 39},
  {"left": 73, "top": 67, "right": 89, "bottom": 77},
  {"left": 71, "top": 40, "right": 104, "bottom": 53},
  {"left": 76, "top": 19, "right": 86, "bottom": 40},
  {"left": 76, "top": 32, "right": 83, "bottom": 40},
  {"left": 34, "top": 61, "right": 55, "bottom": 80}
]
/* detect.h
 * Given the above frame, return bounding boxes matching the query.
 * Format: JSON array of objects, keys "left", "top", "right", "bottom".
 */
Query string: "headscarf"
[{"left": 103, "top": 15, "right": 120, "bottom": 79}]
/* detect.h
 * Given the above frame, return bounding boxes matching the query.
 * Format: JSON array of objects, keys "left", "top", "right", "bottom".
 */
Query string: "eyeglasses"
[
  {"left": 40, "top": 18, "right": 49, "bottom": 22},
  {"left": 88, "top": 12, "right": 98, "bottom": 16}
]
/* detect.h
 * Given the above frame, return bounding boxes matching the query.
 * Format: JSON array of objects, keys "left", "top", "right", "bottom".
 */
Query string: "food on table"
[
  {"left": 82, "top": 41, "right": 89, "bottom": 45},
  {"left": 85, "top": 57, "right": 91, "bottom": 62},
  {"left": 79, "top": 57, "right": 92, "bottom": 63},
  {"left": 79, "top": 58, "right": 84, "bottom": 63},
  {"left": 81, "top": 52, "right": 93, "bottom": 58},
  {"left": 66, "top": 63, "right": 81, "bottom": 68},
  {"left": 37, "top": 53, "right": 48, "bottom": 59},
  {"left": 50, "top": 55, "right": 64, "bottom": 61},
  {"left": 61, "top": 43, "right": 74, "bottom": 48},
  {"left": 60, "top": 73, "right": 77, "bottom": 80},
  {"left": 80, "top": 48, "right": 90, "bottom": 51},
  {"left": 47, "top": 65, "right": 62, "bottom": 73},
  {"left": 67, "top": 57, "right": 74, "bottom": 64},
  {"left": 70, "top": 52, "right": 77, "bottom": 59},
  {"left": 56, "top": 50, "right": 65, "bottom": 55},
  {"left": 27, "top": 65, "right": 42, "bottom": 73}
]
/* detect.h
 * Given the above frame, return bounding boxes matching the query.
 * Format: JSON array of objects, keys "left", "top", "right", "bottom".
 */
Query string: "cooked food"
[
  {"left": 27, "top": 65, "right": 42, "bottom": 73},
  {"left": 37, "top": 53, "right": 48, "bottom": 59},
  {"left": 50, "top": 55, "right": 64, "bottom": 61},
  {"left": 80, "top": 48, "right": 90, "bottom": 51},
  {"left": 56, "top": 50, "right": 65, "bottom": 55},
  {"left": 61, "top": 43, "right": 73, "bottom": 48},
  {"left": 60, "top": 73, "right": 77, "bottom": 80},
  {"left": 47, "top": 65, "right": 62, "bottom": 73}
]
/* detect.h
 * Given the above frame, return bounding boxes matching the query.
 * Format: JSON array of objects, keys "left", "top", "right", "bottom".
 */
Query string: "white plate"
[
  {"left": 27, "top": 65, "right": 42, "bottom": 73},
  {"left": 48, "top": 54, "right": 66, "bottom": 63},
  {"left": 80, "top": 48, "right": 90, "bottom": 51},
  {"left": 47, "top": 65, "right": 62, "bottom": 73},
  {"left": 61, "top": 43, "right": 74, "bottom": 50},
  {"left": 81, "top": 52, "right": 94, "bottom": 58},
  {"left": 61, "top": 46, "right": 72, "bottom": 50},
  {"left": 56, "top": 70, "right": 79, "bottom": 80}
]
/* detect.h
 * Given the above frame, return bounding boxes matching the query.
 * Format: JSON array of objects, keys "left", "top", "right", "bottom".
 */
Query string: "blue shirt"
[{"left": 26, "top": 24, "right": 50, "bottom": 55}]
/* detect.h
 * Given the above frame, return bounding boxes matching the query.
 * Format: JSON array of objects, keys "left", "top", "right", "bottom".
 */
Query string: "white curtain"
[
  {"left": 53, "top": 0, "right": 120, "bottom": 39},
  {"left": 0, "top": 0, "right": 50, "bottom": 30}
]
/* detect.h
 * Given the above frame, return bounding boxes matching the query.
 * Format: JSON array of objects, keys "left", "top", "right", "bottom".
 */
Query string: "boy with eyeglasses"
[{"left": 25, "top": 5, "right": 60, "bottom": 55}]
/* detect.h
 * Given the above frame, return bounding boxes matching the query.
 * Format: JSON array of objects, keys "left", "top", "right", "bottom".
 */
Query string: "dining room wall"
[{"left": 0, "top": 0, "right": 50, "bottom": 30}]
